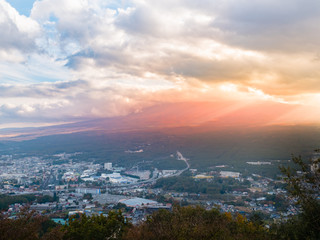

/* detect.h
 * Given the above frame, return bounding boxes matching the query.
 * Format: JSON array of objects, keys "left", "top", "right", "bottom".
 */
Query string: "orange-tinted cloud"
[{"left": 0, "top": 0, "right": 320, "bottom": 128}]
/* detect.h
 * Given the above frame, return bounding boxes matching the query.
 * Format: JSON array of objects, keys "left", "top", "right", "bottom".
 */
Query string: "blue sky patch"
[{"left": 6, "top": 0, "right": 36, "bottom": 16}]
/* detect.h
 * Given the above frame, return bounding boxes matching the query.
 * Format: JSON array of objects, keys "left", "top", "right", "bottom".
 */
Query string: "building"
[
  {"left": 102, "top": 172, "right": 136, "bottom": 184},
  {"left": 30, "top": 203, "right": 56, "bottom": 211},
  {"left": 193, "top": 174, "right": 214, "bottom": 179},
  {"left": 125, "top": 170, "right": 151, "bottom": 180},
  {"left": 55, "top": 185, "right": 67, "bottom": 191},
  {"left": 220, "top": 171, "right": 240, "bottom": 178},
  {"left": 119, "top": 197, "right": 159, "bottom": 208},
  {"left": 76, "top": 188, "right": 101, "bottom": 195},
  {"left": 104, "top": 163, "right": 112, "bottom": 170},
  {"left": 161, "top": 170, "right": 177, "bottom": 177}
]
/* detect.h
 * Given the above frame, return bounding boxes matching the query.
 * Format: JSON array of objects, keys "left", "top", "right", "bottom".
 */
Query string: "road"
[{"left": 170, "top": 151, "right": 190, "bottom": 177}]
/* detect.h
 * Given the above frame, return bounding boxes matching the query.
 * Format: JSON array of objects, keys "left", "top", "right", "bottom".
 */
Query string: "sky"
[{"left": 1, "top": 0, "right": 320, "bottom": 129}]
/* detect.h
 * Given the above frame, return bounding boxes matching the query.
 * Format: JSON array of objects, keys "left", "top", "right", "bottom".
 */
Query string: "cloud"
[
  {"left": 0, "top": 79, "right": 163, "bottom": 124},
  {"left": 211, "top": 0, "right": 320, "bottom": 53},
  {"left": 0, "top": 80, "right": 87, "bottom": 98},
  {"left": 1, "top": 0, "right": 320, "bottom": 126},
  {"left": 0, "top": 55, "right": 72, "bottom": 85},
  {"left": 0, "top": 0, "right": 40, "bottom": 61},
  {"left": 115, "top": 5, "right": 161, "bottom": 36},
  {"left": 29, "top": 0, "right": 320, "bottom": 94}
]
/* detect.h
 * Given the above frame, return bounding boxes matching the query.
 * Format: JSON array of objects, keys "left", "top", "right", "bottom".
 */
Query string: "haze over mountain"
[{"left": 0, "top": 100, "right": 302, "bottom": 141}]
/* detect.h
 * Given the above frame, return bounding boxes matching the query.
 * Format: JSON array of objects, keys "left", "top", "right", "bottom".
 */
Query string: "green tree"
[
  {"left": 274, "top": 149, "right": 320, "bottom": 239},
  {"left": 83, "top": 193, "right": 93, "bottom": 200},
  {"left": 0, "top": 194, "right": 36, "bottom": 210},
  {"left": 248, "top": 212, "right": 265, "bottom": 227},
  {"left": 62, "top": 211, "right": 130, "bottom": 240}
]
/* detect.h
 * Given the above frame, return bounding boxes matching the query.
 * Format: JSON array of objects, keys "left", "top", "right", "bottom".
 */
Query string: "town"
[{"left": 0, "top": 150, "right": 298, "bottom": 225}]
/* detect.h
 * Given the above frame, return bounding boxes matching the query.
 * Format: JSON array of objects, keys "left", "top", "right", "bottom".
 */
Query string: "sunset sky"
[{"left": 1, "top": 0, "right": 320, "bottom": 129}]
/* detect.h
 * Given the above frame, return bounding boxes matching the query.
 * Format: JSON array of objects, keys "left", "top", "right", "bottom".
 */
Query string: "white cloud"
[
  {"left": 0, "top": 0, "right": 40, "bottom": 62},
  {"left": 0, "top": 80, "right": 158, "bottom": 124},
  {"left": 0, "top": 54, "right": 72, "bottom": 84},
  {"left": 30, "top": 0, "right": 320, "bottom": 92}
]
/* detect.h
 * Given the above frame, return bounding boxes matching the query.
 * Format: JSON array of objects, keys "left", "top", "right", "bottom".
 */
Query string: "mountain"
[{"left": 0, "top": 100, "right": 297, "bottom": 141}]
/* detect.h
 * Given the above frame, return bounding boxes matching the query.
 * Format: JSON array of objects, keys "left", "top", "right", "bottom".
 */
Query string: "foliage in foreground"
[
  {"left": 0, "top": 207, "right": 269, "bottom": 240},
  {"left": 62, "top": 211, "right": 130, "bottom": 240},
  {"left": 124, "top": 206, "right": 269, "bottom": 240},
  {"left": 274, "top": 149, "right": 320, "bottom": 240},
  {"left": 0, "top": 208, "right": 59, "bottom": 240}
]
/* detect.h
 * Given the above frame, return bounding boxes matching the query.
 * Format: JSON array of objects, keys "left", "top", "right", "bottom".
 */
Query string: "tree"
[
  {"left": 0, "top": 194, "right": 36, "bottom": 211},
  {"left": 113, "top": 203, "right": 127, "bottom": 210},
  {"left": 83, "top": 193, "right": 93, "bottom": 200},
  {"left": 124, "top": 206, "right": 270, "bottom": 240},
  {"left": 248, "top": 212, "right": 265, "bottom": 227},
  {"left": 275, "top": 149, "right": 320, "bottom": 239},
  {"left": 62, "top": 211, "right": 130, "bottom": 240},
  {"left": 0, "top": 207, "right": 59, "bottom": 240},
  {"left": 0, "top": 208, "right": 129, "bottom": 240}
]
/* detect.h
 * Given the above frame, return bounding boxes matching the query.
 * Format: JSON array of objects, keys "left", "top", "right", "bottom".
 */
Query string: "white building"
[
  {"left": 220, "top": 171, "right": 240, "bottom": 178},
  {"left": 161, "top": 170, "right": 177, "bottom": 177},
  {"left": 102, "top": 172, "right": 136, "bottom": 184},
  {"left": 119, "top": 197, "right": 158, "bottom": 208},
  {"left": 104, "top": 162, "right": 112, "bottom": 170},
  {"left": 125, "top": 170, "right": 151, "bottom": 180},
  {"left": 76, "top": 188, "right": 101, "bottom": 195}
]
